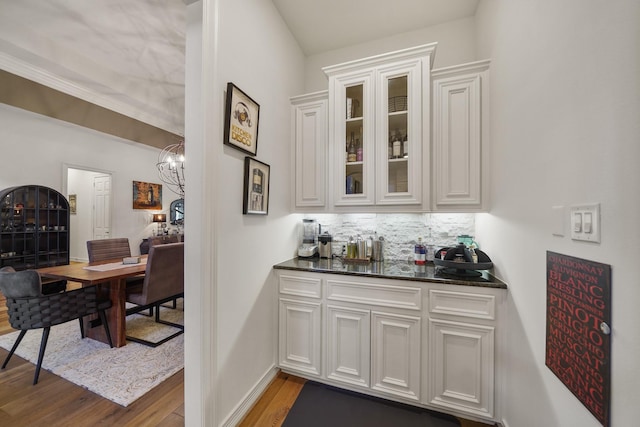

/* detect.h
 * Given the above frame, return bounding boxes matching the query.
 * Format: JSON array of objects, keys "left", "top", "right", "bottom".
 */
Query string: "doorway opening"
[{"left": 63, "top": 165, "right": 113, "bottom": 262}]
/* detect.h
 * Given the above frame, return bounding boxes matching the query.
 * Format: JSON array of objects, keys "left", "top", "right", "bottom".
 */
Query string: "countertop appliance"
[
  {"left": 318, "top": 232, "right": 332, "bottom": 258},
  {"left": 298, "top": 219, "right": 319, "bottom": 258}
]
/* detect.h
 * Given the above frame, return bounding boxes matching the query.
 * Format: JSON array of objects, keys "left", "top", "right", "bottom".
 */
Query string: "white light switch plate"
[{"left": 570, "top": 203, "right": 600, "bottom": 243}]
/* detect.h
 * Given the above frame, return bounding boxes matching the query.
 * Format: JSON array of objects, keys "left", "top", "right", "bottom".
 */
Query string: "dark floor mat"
[{"left": 282, "top": 381, "right": 461, "bottom": 427}]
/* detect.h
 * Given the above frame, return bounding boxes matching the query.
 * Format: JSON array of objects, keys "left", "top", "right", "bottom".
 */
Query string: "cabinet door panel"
[
  {"left": 330, "top": 70, "right": 375, "bottom": 206},
  {"left": 432, "top": 60, "right": 489, "bottom": 211},
  {"left": 376, "top": 58, "right": 424, "bottom": 205},
  {"left": 327, "top": 305, "right": 370, "bottom": 388},
  {"left": 292, "top": 92, "right": 327, "bottom": 209},
  {"left": 371, "top": 311, "right": 421, "bottom": 401},
  {"left": 279, "top": 299, "right": 322, "bottom": 376},
  {"left": 428, "top": 318, "right": 494, "bottom": 419}
]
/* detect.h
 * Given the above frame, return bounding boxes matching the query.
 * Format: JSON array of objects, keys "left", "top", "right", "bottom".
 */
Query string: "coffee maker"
[
  {"left": 298, "top": 219, "right": 319, "bottom": 258},
  {"left": 318, "top": 232, "right": 333, "bottom": 258}
]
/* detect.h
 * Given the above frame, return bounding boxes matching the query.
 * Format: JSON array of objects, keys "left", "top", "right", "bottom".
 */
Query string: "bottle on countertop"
[
  {"left": 414, "top": 237, "right": 426, "bottom": 265},
  {"left": 356, "top": 235, "right": 366, "bottom": 259},
  {"left": 366, "top": 235, "right": 373, "bottom": 259},
  {"left": 347, "top": 236, "right": 356, "bottom": 259}
]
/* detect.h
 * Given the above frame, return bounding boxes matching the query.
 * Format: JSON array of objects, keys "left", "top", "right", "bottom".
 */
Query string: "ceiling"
[{"left": 272, "top": 0, "right": 480, "bottom": 55}]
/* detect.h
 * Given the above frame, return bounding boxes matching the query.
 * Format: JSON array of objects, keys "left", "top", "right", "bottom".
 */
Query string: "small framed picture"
[
  {"left": 68, "top": 194, "right": 77, "bottom": 214},
  {"left": 243, "top": 157, "right": 270, "bottom": 215},
  {"left": 132, "top": 181, "right": 162, "bottom": 210},
  {"left": 224, "top": 82, "right": 260, "bottom": 156}
]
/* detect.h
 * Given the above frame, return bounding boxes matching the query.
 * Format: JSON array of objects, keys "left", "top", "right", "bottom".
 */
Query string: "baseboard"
[{"left": 220, "top": 364, "right": 279, "bottom": 427}]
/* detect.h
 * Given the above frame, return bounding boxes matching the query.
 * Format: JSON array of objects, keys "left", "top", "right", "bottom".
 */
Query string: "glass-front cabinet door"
[
  {"left": 325, "top": 43, "right": 435, "bottom": 209},
  {"left": 375, "top": 58, "right": 424, "bottom": 205},
  {"left": 330, "top": 70, "right": 375, "bottom": 206}
]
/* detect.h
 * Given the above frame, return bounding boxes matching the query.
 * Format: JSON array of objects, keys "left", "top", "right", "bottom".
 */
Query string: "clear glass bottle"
[
  {"left": 392, "top": 129, "right": 402, "bottom": 159},
  {"left": 403, "top": 133, "right": 408, "bottom": 158},
  {"left": 388, "top": 131, "right": 394, "bottom": 159},
  {"left": 347, "top": 132, "right": 357, "bottom": 162},
  {"left": 347, "top": 236, "right": 356, "bottom": 259}
]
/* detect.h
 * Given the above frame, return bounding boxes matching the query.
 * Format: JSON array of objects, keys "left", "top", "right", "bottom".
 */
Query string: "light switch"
[
  {"left": 583, "top": 212, "right": 592, "bottom": 233},
  {"left": 573, "top": 213, "right": 582, "bottom": 232},
  {"left": 570, "top": 204, "right": 600, "bottom": 243}
]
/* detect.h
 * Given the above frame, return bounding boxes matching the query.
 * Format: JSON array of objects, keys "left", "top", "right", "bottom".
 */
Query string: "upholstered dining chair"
[
  {"left": 0, "top": 266, "right": 113, "bottom": 385},
  {"left": 125, "top": 242, "right": 184, "bottom": 347},
  {"left": 147, "top": 235, "right": 181, "bottom": 309}
]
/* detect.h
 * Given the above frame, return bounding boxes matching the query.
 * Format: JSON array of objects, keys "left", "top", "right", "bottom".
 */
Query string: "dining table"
[{"left": 37, "top": 256, "right": 148, "bottom": 347}]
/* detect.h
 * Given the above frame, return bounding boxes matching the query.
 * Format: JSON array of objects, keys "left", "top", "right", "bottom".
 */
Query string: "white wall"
[
  {"left": 304, "top": 16, "right": 477, "bottom": 93},
  {"left": 0, "top": 103, "right": 166, "bottom": 257},
  {"left": 474, "top": 1, "right": 640, "bottom": 426},
  {"left": 210, "top": 0, "right": 305, "bottom": 423}
]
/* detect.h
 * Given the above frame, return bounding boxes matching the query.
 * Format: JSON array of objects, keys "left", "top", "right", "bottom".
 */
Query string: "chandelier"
[{"left": 157, "top": 140, "right": 185, "bottom": 198}]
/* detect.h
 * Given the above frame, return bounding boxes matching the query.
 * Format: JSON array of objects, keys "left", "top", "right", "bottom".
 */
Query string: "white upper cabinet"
[
  {"left": 291, "top": 91, "right": 328, "bottom": 210},
  {"left": 323, "top": 44, "right": 437, "bottom": 209},
  {"left": 432, "top": 60, "right": 490, "bottom": 211},
  {"left": 290, "top": 45, "right": 491, "bottom": 213}
]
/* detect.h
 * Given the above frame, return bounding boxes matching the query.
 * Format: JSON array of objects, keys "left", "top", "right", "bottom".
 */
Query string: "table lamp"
[{"left": 152, "top": 213, "right": 166, "bottom": 236}]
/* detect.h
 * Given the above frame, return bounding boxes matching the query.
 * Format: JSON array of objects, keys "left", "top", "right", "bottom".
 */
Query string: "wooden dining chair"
[
  {"left": 125, "top": 242, "right": 184, "bottom": 347},
  {"left": 0, "top": 267, "right": 113, "bottom": 384},
  {"left": 86, "top": 237, "right": 149, "bottom": 313}
]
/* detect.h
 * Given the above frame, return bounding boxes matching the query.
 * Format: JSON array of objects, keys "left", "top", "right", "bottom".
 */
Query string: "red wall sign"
[{"left": 545, "top": 251, "right": 611, "bottom": 427}]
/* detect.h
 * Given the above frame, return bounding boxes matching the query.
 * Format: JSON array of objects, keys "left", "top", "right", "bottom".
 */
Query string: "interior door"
[{"left": 93, "top": 174, "right": 111, "bottom": 239}]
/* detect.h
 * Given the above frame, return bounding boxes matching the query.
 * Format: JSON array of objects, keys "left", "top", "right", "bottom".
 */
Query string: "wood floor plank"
[
  {"left": 248, "top": 373, "right": 306, "bottom": 427},
  {"left": 238, "top": 371, "right": 290, "bottom": 427}
]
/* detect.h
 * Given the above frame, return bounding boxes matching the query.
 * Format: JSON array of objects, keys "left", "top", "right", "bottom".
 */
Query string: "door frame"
[{"left": 62, "top": 163, "right": 114, "bottom": 260}]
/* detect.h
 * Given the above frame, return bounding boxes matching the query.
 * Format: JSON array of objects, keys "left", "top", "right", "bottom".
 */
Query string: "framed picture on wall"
[
  {"left": 132, "top": 181, "right": 162, "bottom": 210},
  {"left": 68, "top": 194, "right": 77, "bottom": 214},
  {"left": 243, "top": 157, "right": 270, "bottom": 215},
  {"left": 223, "top": 82, "right": 260, "bottom": 156}
]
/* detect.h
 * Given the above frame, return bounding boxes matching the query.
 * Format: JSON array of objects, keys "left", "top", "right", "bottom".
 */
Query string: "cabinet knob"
[{"left": 600, "top": 322, "right": 611, "bottom": 335}]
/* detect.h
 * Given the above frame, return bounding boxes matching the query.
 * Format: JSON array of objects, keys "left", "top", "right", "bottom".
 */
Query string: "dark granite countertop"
[{"left": 274, "top": 257, "right": 507, "bottom": 290}]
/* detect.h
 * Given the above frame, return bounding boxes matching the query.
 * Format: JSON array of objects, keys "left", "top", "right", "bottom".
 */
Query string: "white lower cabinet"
[
  {"left": 279, "top": 298, "right": 322, "bottom": 377},
  {"left": 428, "top": 319, "right": 495, "bottom": 418},
  {"left": 371, "top": 311, "right": 421, "bottom": 401},
  {"left": 326, "top": 305, "right": 370, "bottom": 388},
  {"left": 277, "top": 271, "right": 504, "bottom": 423}
]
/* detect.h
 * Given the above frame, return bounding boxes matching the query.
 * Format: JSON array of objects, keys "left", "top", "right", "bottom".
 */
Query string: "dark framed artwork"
[
  {"left": 243, "top": 157, "right": 270, "bottom": 215},
  {"left": 132, "top": 181, "right": 162, "bottom": 210},
  {"left": 545, "top": 251, "right": 611, "bottom": 427},
  {"left": 224, "top": 82, "right": 260, "bottom": 156}
]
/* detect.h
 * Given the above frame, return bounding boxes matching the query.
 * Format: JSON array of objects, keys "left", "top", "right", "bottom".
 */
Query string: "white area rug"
[{"left": 0, "top": 301, "right": 184, "bottom": 407}]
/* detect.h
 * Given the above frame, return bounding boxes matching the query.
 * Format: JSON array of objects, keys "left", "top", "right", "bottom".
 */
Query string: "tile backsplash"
[{"left": 306, "top": 213, "right": 475, "bottom": 261}]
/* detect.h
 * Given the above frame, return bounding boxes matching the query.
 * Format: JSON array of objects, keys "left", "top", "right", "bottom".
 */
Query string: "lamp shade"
[{"left": 152, "top": 214, "right": 166, "bottom": 223}]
